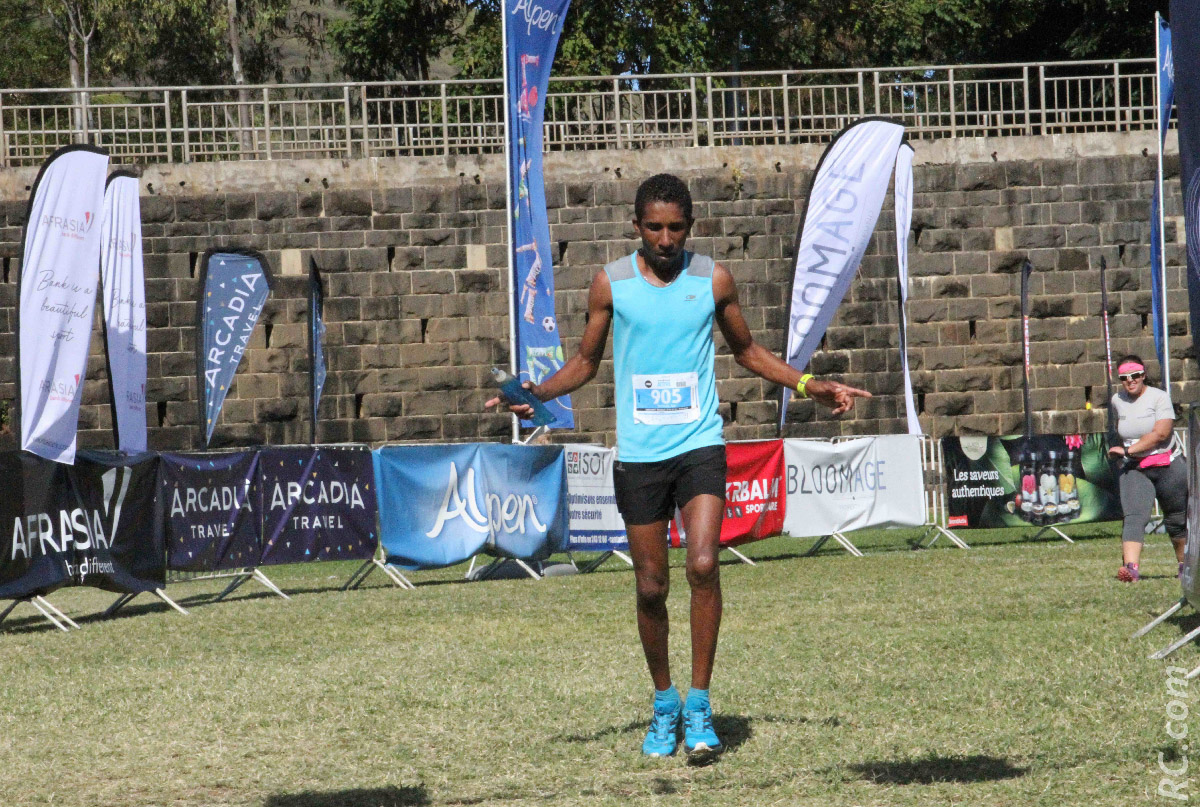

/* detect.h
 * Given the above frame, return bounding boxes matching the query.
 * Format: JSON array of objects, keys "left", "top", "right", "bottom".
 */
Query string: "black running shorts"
[{"left": 612, "top": 444, "right": 727, "bottom": 526}]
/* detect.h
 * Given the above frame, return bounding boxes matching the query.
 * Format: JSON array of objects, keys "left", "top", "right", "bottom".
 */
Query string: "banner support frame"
[{"left": 1132, "top": 596, "right": 1187, "bottom": 640}]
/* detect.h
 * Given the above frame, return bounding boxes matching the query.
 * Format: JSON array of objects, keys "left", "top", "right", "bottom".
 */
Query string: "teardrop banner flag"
[
  {"left": 195, "top": 249, "right": 272, "bottom": 446},
  {"left": 100, "top": 171, "right": 148, "bottom": 452},
  {"left": 893, "top": 142, "right": 921, "bottom": 435},
  {"left": 1150, "top": 12, "right": 1173, "bottom": 385},
  {"left": 308, "top": 256, "right": 327, "bottom": 445},
  {"left": 503, "top": 0, "right": 574, "bottom": 428},
  {"left": 1170, "top": 0, "right": 1200, "bottom": 364},
  {"left": 779, "top": 119, "right": 905, "bottom": 430},
  {"left": 17, "top": 145, "right": 110, "bottom": 464}
]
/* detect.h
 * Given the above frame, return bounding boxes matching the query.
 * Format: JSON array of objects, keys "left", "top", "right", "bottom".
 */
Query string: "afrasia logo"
[{"left": 40, "top": 210, "right": 94, "bottom": 238}]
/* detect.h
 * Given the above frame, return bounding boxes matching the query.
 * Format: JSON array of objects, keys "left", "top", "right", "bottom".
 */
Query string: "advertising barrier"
[
  {"left": 258, "top": 446, "right": 377, "bottom": 566},
  {"left": 941, "top": 434, "right": 1120, "bottom": 529},
  {"left": 671, "top": 440, "right": 787, "bottom": 548},
  {"left": 565, "top": 444, "right": 627, "bottom": 551},
  {"left": 160, "top": 450, "right": 260, "bottom": 572},
  {"left": 0, "top": 449, "right": 163, "bottom": 599},
  {"left": 374, "top": 443, "right": 569, "bottom": 569},
  {"left": 783, "top": 435, "right": 925, "bottom": 538}
]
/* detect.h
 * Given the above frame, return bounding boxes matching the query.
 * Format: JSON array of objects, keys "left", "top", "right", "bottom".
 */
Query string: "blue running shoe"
[
  {"left": 642, "top": 700, "right": 681, "bottom": 757},
  {"left": 683, "top": 702, "right": 723, "bottom": 760}
]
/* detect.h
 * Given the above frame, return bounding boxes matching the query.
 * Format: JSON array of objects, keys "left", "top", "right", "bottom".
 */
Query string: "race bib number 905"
[{"left": 632, "top": 373, "right": 700, "bottom": 426}]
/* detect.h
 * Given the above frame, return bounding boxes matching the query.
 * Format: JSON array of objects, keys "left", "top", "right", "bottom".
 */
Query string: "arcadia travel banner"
[
  {"left": 565, "top": 444, "right": 627, "bottom": 551},
  {"left": 504, "top": 0, "right": 573, "bottom": 428},
  {"left": 196, "top": 249, "right": 271, "bottom": 446},
  {"left": 941, "top": 434, "right": 1121, "bottom": 529},
  {"left": 160, "top": 450, "right": 260, "bottom": 572},
  {"left": 18, "top": 145, "right": 110, "bottom": 463},
  {"left": 0, "top": 449, "right": 163, "bottom": 599},
  {"left": 100, "top": 171, "right": 148, "bottom": 452},
  {"left": 258, "top": 445, "right": 378, "bottom": 566},
  {"left": 374, "top": 443, "right": 568, "bottom": 569}
]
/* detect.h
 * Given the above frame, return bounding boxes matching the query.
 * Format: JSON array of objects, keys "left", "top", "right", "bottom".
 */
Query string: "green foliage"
[
  {"left": 328, "top": 0, "right": 460, "bottom": 81},
  {"left": 0, "top": 1, "right": 68, "bottom": 88}
]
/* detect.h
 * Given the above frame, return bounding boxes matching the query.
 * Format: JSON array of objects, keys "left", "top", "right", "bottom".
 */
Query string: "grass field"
[{"left": 1, "top": 524, "right": 1196, "bottom": 807}]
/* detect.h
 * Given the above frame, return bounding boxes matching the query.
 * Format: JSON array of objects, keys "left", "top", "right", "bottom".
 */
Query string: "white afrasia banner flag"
[
  {"left": 893, "top": 142, "right": 922, "bottom": 436},
  {"left": 19, "top": 145, "right": 110, "bottom": 464},
  {"left": 783, "top": 435, "right": 925, "bottom": 538},
  {"left": 781, "top": 119, "right": 906, "bottom": 428},
  {"left": 100, "top": 172, "right": 148, "bottom": 452}
]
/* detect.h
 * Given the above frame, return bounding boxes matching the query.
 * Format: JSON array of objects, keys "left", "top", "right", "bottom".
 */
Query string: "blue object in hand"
[{"left": 491, "top": 367, "right": 555, "bottom": 427}]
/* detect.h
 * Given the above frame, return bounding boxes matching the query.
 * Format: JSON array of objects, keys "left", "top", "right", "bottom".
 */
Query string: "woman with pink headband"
[{"left": 1108, "top": 354, "right": 1185, "bottom": 582}]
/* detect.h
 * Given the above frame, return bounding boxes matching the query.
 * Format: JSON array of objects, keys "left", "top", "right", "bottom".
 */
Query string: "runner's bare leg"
[
  {"left": 681, "top": 493, "right": 723, "bottom": 690},
  {"left": 627, "top": 520, "right": 673, "bottom": 691}
]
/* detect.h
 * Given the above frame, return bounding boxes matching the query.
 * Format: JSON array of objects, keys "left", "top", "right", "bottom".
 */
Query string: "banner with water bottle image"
[{"left": 941, "top": 434, "right": 1122, "bottom": 529}]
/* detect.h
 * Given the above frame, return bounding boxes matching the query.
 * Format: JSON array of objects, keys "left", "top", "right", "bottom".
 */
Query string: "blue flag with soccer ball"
[
  {"left": 505, "top": 0, "right": 573, "bottom": 428},
  {"left": 196, "top": 250, "right": 272, "bottom": 446}
]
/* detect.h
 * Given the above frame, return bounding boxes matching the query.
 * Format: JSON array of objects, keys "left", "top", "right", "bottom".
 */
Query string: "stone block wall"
[{"left": 0, "top": 132, "right": 1191, "bottom": 451}]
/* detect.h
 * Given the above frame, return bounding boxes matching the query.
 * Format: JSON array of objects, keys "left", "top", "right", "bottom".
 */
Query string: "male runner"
[{"left": 489, "top": 173, "right": 870, "bottom": 760}]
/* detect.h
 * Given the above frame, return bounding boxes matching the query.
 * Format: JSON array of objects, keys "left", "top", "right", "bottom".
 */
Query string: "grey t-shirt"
[{"left": 1112, "top": 385, "right": 1175, "bottom": 459}]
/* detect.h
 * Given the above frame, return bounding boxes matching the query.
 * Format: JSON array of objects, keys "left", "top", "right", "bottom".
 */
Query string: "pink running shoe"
[{"left": 1117, "top": 563, "right": 1140, "bottom": 582}]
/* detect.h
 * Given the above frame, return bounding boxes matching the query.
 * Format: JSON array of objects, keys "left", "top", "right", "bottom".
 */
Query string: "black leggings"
[{"left": 1119, "top": 457, "right": 1188, "bottom": 544}]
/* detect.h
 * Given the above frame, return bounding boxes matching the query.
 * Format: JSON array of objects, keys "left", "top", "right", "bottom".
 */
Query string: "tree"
[
  {"left": 0, "top": 1, "right": 67, "bottom": 89},
  {"left": 328, "top": 0, "right": 460, "bottom": 82}
]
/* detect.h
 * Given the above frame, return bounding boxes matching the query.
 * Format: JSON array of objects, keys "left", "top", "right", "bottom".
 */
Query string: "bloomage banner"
[
  {"left": 671, "top": 440, "right": 786, "bottom": 547},
  {"left": 160, "top": 450, "right": 260, "bottom": 572},
  {"left": 18, "top": 145, "right": 110, "bottom": 463},
  {"left": 196, "top": 249, "right": 271, "bottom": 445},
  {"left": 258, "top": 446, "right": 377, "bottom": 566},
  {"left": 565, "top": 444, "right": 627, "bottom": 551},
  {"left": 0, "top": 449, "right": 163, "bottom": 599},
  {"left": 505, "top": 0, "right": 573, "bottom": 428},
  {"left": 780, "top": 119, "right": 905, "bottom": 427},
  {"left": 100, "top": 171, "right": 148, "bottom": 452},
  {"left": 374, "top": 443, "right": 568, "bottom": 569},
  {"left": 783, "top": 435, "right": 925, "bottom": 538},
  {"left": 941, "top": 434, "right": 1120, "bottom": 529}
]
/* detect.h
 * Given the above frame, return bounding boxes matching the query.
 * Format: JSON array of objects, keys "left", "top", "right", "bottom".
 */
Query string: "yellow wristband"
[{"left": 796, "top": 373, "right": 814, "bottom": 399}]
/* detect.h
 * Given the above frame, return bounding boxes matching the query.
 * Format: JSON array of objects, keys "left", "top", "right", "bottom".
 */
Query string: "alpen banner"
[
  {"left": 941, "top": 434, "right": 1120, "bottom": 529},
  {"left": 196, "top": 249, "right": 271, "bottom": 446},
  {"left": 780, "top": 119, "right": 905, "bottom": 428},
  {"left": 18, "top": 145, "right": 110, "bottom": 463},
  {"left": 671, "top": 440, "right": 786, "bottom": 548},
  {"left": 100, "top": 171, "right": 148, "bottom": 452},
  {"left": 1170, "top": 0, "right": 1200, "bottom": 363},
  {"left": 0, "top": 449, "right": 163, "bottom": 599},
  {"left": 505, "top": 0, "right": 573, "bottom": 428},
  {"left": 783, "top": 435, "right": 925, "bottom": 538},
  {"left": 258, "top": 445, "right": 377, "bottom": 566},
  {"left": 160, "top": 450, "right": 260, "bottom": 573},
  {"left": 374, "top": 443, "right": 568, "bottom": 569},
  {"left": 565, "top": 444, "right": 627, "bottom": 551}
]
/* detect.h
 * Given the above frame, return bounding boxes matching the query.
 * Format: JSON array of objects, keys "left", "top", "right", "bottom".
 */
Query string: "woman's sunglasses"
[{"left": 1118, "top": 371, "right": 1145, "bottom": 382}]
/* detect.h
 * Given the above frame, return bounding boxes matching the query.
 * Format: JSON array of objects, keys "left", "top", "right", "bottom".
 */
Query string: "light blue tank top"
[{"left": 604, "top": 251, "right": 724, "bottom": 462}]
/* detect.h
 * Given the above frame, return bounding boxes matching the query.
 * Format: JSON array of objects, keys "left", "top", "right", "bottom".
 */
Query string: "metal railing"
[{"left": 0, "top": 59, "right": 1164, "bottom": 167}]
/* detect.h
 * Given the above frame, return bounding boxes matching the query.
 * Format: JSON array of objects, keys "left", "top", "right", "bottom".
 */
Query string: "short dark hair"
[{"left": 634, "top": 173, "right": 693, "bottom": 222}]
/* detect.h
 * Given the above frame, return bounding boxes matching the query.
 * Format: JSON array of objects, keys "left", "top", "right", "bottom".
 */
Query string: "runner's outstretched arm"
[
  {"left": 486, "top": 269, "right": 613, "bottom": 418},
  {"left": 712, "top": 263, "right": 870, "bottom": 416}
]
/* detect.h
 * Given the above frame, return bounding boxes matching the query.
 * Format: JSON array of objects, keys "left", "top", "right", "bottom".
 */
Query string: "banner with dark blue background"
[
  {"left": 1170, "top": 0, "right": 1200, "bottom": 363},
  {"left": 196, "top": 250, "right": 271, "bottom": 445},
  {"left": 160, "top": 450, "right": 260, "bottom": 572},
  {"left": 506, "top": 0, "right": 573, "bottom": 428},
  {"left": 374, "top": 443, "right": 568, "bottom": 569},
  {"left": 258, "top": 446, "right": 378, "bottom": 566}
]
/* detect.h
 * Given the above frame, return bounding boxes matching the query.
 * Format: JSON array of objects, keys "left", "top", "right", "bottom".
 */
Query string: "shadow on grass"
[
  {"left": 848, "top": 754, "right": 1028, "bottom": 785},
  {"left": 265, "top": 785, "right": 429, "bottom": 807},
  {"left": 559, "top": 713, "right": 826, "bottom": 758}
]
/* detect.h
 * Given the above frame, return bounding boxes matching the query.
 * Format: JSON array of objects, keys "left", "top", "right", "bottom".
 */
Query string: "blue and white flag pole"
[
  {"left": 501, "top": 0, "right": 573, "bottom": 440},
  {"left": 1154, "top": 11, "right": 1174, "bottom": 392}
]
